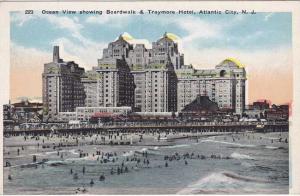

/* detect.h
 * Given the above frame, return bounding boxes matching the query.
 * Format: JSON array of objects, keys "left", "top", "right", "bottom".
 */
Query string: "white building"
[{"left": 177, "top": 58, "right": 246, "bottom": 114}]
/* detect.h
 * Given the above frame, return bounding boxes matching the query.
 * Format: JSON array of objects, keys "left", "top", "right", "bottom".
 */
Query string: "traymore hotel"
[{"left": 42, "top": 33, "right": 246, "bottom": 122}]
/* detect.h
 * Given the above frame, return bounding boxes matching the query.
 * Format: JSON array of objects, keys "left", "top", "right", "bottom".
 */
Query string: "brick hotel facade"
[{"left": 42, "top": 33, "right": 246, "bottom": 121}]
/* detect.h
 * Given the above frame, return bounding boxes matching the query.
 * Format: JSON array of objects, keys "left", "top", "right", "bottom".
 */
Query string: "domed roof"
[
  {"left": 164, "top": 32, "right": 180, "bottom": 41},
  {"left": 160, "top": 32, "right": 180, "bottom": 42},
  {"left": 221, "top": 58, "right": 244, "bottom": 68},
  {"left": 116, "top": 32, "right": 151, "bottom": 48},
  {"left": 117, "top": 32, "right": 134, "bottom": 41}
]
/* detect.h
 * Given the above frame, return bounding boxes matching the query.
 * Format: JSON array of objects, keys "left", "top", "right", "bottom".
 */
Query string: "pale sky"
[{"left": 10, "top": 11, "right": 292, "bottom": 105}]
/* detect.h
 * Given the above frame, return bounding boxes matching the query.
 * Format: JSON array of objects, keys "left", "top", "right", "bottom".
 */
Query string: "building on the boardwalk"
[
  {"left": 179, "top": 95, "right": 219, "bottom": 120},
  {"left": 80, "top": 70, "right": 100, "bottom": 107},
  {"left": 131, "top": 56, "right": 178, "bottom": 112},
  {"left": 90, "top": 57, "right": 136, "bottom": 108},
  {"left": 99, "top": 33, "right": 179, "bottom": 112},
  {"left": 42, "top": 46, "right": 86, "bottom": 121},
  {"left": 176, "top": 58, "right": 246, "bottom": 115},
  {"left": 101, "top": 32, "right": 184, "bottom": 70},
  {"left": 150, "top": 32, "right": 184, "bottom": 70},
  {"left": 55, "top": 106, "right": 132, "bottom": 122},
  {"left": 41, "top": 34, "right": 247, "bottom": 123}
]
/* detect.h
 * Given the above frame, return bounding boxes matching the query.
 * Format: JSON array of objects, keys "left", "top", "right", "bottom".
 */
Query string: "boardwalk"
[{"left": 4, "top": 121, "right": 289, "bottom": 136}]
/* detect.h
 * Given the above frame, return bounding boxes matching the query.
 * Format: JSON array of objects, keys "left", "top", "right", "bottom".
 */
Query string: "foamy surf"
[
  {"left": 122, "top": 150, "right": 134, "bottom": 157},
  {"left": 201, "top": 139, "right": 256, "bottom": 148},
  {"left": 69, "top": 149, "right": 79, "bottom": 155},
  {"left": 230, "top": 152, "right": 255, "bottom": 160},
  {"left": 29, "top": 153, "right": 47, "bottom": 157},
  {"left": 265, "top": 146, "right": 280, "bottom": 149},
  {"left": 162, "top": 144, "right": 190, "bottom": 149},
  {"left": 177, "top": 171, "right": 270, "bottom": 194}
]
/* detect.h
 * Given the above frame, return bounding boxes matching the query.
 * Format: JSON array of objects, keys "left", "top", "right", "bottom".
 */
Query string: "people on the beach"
[
  {"left": 99, "top": 174, "right": 105, "bottom": 181},
  {"left": 90, "top": 179, "right": 94, "bottom": 186}
]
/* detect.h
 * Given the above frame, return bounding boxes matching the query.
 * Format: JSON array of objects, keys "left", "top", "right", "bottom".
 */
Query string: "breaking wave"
[
  {"left": 265, "top": 145, "right": 280, "bottom": 150},
  {"left": 177, "top": 171, "right": 271, "bottom": 194},
  {"left": 230, "top": 152, "right": 255, "bottom": 160},
  {"left": 201, "top": 139, "right": 256, "bottom": 148},
  {"left": 162, "top": 144, "right": 191, "bottom": 149},
  {"left": 122, "top": 150, "right": 134, "bottom": 157}
]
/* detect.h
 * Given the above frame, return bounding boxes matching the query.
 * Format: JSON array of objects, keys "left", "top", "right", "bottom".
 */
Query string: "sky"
[{"left": 10, "top": 11, "right": 292, "bottom": 105}]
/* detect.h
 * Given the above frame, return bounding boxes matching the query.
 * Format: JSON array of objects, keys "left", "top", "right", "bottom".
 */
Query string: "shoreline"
[{"left": 3, "top": 131, "right": 289, "bottom": 195}]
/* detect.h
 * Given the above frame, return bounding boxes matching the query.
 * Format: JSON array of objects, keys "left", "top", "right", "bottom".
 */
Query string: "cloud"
[
  {"left": 10, "top": 13, "right": 292, "bottom": 104},
  {"left": 11, "top": 12, "right": 108, "bottom": 68},
  {"left": 11, "top": 13, "right": 36, "bottom": 26},
  {"left": 51, "top": 37, "right": 106, "bottom": 69},
  {"left": 11, "top": 12, "right": 82, "bottom": 32},
  {"left": 146, "top": 15, "right": 222, "bottom": 47},
  {"left": 176, "top": 17, "right": 221, "bottom": 44},
  {"left": 44, "top": 14, "right": 83, "bottom": 33},
  {"left": 11, "top": 43, "right": 51, "bottom": 68}
]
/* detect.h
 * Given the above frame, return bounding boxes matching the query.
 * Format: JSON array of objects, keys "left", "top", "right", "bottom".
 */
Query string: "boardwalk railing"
[{"left": 4, "top": 121, "right": 289, "bottom": 135}]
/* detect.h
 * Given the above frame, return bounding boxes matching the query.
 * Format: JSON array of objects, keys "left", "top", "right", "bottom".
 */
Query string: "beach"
[{"left": 3, "top": 130, "right": 289, "bottom": 194}]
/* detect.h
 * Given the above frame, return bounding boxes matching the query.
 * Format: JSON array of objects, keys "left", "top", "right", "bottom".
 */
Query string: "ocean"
[{"left": 3, "top": 131, "right": 289, "bottom": 194}]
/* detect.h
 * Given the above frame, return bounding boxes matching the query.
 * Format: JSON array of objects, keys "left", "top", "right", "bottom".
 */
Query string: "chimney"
[{"left": 53, "top": 46, "right": 59, "bottom": 63}]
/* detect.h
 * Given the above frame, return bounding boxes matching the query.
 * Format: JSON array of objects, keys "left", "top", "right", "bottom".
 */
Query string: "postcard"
[{"left": 0, "top": 1, "right": 300, "bottom": 195}]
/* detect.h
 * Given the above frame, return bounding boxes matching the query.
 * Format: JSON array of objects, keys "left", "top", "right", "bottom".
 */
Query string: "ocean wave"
[
  {"left": 201, "top": 139, "right": 256, "bottom": 148},
  {"left": 260, "top": 136, "right": 281, "bottom": 140},
  {"left": 140, "top": 148, "right": 148, "bottom": 152},
  {"left": 69, "top": 149, "right": 79, "bottom": 155},
  {"left": 122, "top": 150, "right": 134, "bottom": 157},
  {"left": 241, "top": 161, "right": 254, "bottom": 167},
  {"left": 251, "top": 165, "right": 276, "bottom": 172},
  {"left": 177, "top": 171, "right": 270, "bottom": 194},
  {"left": 152, "top": 146, "right": 159, "bottom": 150},
  {"left": 65, "top": 157, "right": 85, "bottom": 162},
  {"left": 46, "top": 160, "right": 67, "bottom": 166},
  {"left": 10, "top": 162, "right": 39, "bottom": 168},
  {"left": 45, "top": 151, "right": 58, "bottom": 155},
  {"left": 135, "top": 147, "right": 161, "bottom": 155},
  {"left": 162, "top": 144, "right": 190, "bottom": 149},
  {"left": 29, "top": 153, "right": 47, "bottom": 157},
  {"left": 265, "top": 146, "right": 280, "bottom": 149},
  {"left": 230, "top": 152, "right": 255, "bottom": 160}
]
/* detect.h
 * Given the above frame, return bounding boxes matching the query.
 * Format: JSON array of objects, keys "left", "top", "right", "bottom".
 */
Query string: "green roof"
[
  {"left": 131, "top": 64, "right": 144, "bottom": 71},
  {"left": 82, "top": 71, "right": 102, "bottom": 80},
  {"left": 146, "top": 64, "right": 167, "bottom": 69},
  {"left": 98, "top": 63, "right": 117, "bottom": 69},
  {"left": 47, "top": 66, "right": 60, "bottom": 74},
  {"left": 176, "top": 72, "right": 194, "bottom": 78}
]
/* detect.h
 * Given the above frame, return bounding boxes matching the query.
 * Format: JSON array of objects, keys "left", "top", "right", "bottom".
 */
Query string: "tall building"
[
  {"left": 99, "top": 33, "right": 180, "bottom": 112},
  {"left": 101, "top": 32, "right": 184, "bottom": 70},
  {"left": 131, "top": 56, "right": 177, "bottom": 112},
  {"left": 81, "top": 70, "right": 100, "bottom": 107},
  {"left": 151, "top": 32, "right": 184, "bottom": 69},
  {"left": 177, "top": 58, "right": 246, "bottom": 114},
  {"left": 42, "top": 46, "right": 86, "bottom": 121},
  {"left": 42, "top": 33, "right": 247, "bottom": 123},
  {"left": 88, "top": 57, "right": 135, "bottom": 108}
]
